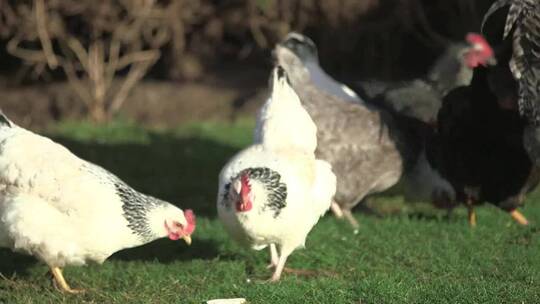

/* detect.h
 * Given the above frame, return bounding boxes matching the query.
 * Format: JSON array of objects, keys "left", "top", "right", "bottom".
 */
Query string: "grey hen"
[
  {"left": 274, "top": 34, "right": 407, "bottom": 230},
  {"left": 355, "top": 35, "right": 494, "bottom": 123},
  {"left": 280, "top": 32, "right": 363, "bottom": 104}
]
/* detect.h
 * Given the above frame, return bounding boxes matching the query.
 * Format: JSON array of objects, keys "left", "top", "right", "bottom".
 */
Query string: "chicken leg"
[
  {"left": 266, "top": 244, "right": 279, "bottom": 269},
  {"left": 266, "top": 246, "right": 320, "bottom": 282},
  {"left": 330, "top": 201, "right": 359, "bottom": 233},
  {"left": 467, "top": 204, "right": 477, "bottom": 227},
  {"left": 342, "top": 209, "right": 359, "bottom": 234},
  {"left": 50, "top": 267, "right": 85, "bottom": 294},
  {"left": 509, "top": 209, "right": 529, "bottom": 226},
  {"left": 464, "top": 195, "right": 477, "bottom": 227},
  {"left": 330, "top": 201, "right": 344, "bottom": 218},
  {"left": 269, "top": 247, "right": 293, "bottom": 282}
]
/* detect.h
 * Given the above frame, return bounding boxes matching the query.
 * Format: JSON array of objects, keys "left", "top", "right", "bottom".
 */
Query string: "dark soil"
[{"left": 0, "top": 64, "right": 269, "bottom": 129}]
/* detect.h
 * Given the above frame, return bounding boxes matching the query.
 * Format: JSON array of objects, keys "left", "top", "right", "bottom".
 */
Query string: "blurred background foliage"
[{"left": 0, "top": 0, "right": 495, "bottom": 124}]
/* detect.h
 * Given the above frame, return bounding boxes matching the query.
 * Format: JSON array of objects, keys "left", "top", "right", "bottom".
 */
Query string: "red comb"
[
  {"left": 240, "top": 173, "right": 251, "bottom": 196},
  {"left": 466, "top": 33, "right": 494, "bottom": 57},
  {"left": 241, "top": 173, "right": 249, "bottom": 186},
  {"left": 466, "top": 33, "right": 484, "bottom": 43},
  {"left": 183, "top": 209, "right": 196, "bottom": 234}
]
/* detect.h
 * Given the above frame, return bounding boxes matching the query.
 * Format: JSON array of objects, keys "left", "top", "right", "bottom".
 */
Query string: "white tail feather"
[{"left": 254, "top": 66, "right": 317, "bottom": 154}]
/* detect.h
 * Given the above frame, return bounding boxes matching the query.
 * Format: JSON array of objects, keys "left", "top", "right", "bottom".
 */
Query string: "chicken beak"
[{"left": 182, "top": 235, "right": 192, "bottom": 245}]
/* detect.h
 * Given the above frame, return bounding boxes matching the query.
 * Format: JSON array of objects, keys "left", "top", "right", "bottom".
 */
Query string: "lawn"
[{"left": 0, "top": 119, "right": 539, "bottom": 304}]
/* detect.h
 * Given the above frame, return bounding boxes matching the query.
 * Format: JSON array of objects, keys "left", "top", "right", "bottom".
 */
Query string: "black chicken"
[
  {"left": 428, "top": 66, "right": 538, "bottom": 226},
  {"left": 351, "top": 34, "right": 495, "bottom": 207},
  {"left": 455, "top": 0, "right": 540, "bottom": 225}
]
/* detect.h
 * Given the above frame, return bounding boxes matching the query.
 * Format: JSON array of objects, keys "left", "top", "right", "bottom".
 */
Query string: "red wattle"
[
  {"left": 168, "top": 232, "right": 180, "bottom": 241},
  {"left": 236, "top": 200, "right": 253, "bottom": 212},
  {"left": 183, "top": 209, "right": 196, "bottom": 234}
]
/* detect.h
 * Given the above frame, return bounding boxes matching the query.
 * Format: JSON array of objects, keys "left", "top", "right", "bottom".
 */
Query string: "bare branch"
[
  {"left": 88, "top": 40, "right": 106, "bottom": 111},
  {"left": 35, "top": 0, "right": 58, "bottom": 69},
  {"left": 6, "top": 36, "right": 47, "bottom": 63},
  {"left": 105, "top": 39, "right": 121, "bottom": 93},
  {"left": 65, "top": 36, "right": 90, "bottom": 72},
  {"left": 61, "top": 60, "right": 94, "bottom": 110},
  {"left": 109, "top": 50, "right": 160, "bottom": 115}
]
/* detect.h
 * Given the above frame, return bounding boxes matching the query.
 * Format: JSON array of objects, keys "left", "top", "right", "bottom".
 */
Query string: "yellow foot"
[
  {"left": 50, "top": 267, "right": 85, "bottom": 294},
  {"left": 467, "top": 204, "right": 477, "bottom": 227},
  {"left": 509, "top": 210, "right": 529, "bottom": 226}
]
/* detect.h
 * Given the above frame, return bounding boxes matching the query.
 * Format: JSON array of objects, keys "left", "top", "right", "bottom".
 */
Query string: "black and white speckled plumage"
[
  {"left": 222, "top": 167, "right": 287, "bottom": 218},
  {"left": 115, "top": 181, "right": 167, "bottom": 241},
  {"left": 246, "top": 167, "right": 287, "bottom": 217},
  {"left": 80, "top": 162, "right": 167, "bottom": 242},
  {"left": 482, "top": 0, "right": 540, "bottom": 125}
]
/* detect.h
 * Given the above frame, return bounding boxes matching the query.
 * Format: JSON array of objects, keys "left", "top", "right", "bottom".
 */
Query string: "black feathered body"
[{"left": 429, "top": 68, "right": 537, "bottom": 210}]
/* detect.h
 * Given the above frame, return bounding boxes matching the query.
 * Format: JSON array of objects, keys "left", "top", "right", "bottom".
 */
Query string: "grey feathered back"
[{"left": 293, "top": 82, "right": 406, "bottom": 208}]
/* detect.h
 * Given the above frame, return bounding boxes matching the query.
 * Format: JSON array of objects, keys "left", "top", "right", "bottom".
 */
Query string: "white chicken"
[
  {"left": 0, "top": 113, "right": 195, "bottom": 293},
  {"left": 217, "top": 66, "right": 336, "bottom": 282}
]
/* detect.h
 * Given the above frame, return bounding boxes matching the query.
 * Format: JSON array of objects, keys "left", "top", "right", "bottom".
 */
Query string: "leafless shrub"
[
  {"left": 2, "top": 0, "right": 178, "bottom": 122},
  {"left": 0, "top": 0, "right": 492, "bottom": 123}
]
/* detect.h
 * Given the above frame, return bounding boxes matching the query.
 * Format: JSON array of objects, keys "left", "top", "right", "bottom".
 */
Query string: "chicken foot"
[
  {"left": 464, "top": 192, "right": 477, "bottom": 227},
  {"left": 50, "top": 267, "right": 85, "bottom": 294},
  {"left": 330, "top": 202, "right": 359, "bottom": 233},
  {"left": 342, "top": 209, "right": 359, "bottom": 233},
  {"left": 509, "top": 209, "right": 529, "bottom": 226},
  {"left": 268, "top": 247, "right": 292, "bottom": 282},
  {"left": 467, "top": 203, "right": 477, "bottom": 227},
  {"left": 265, "top": 245, "right": 336, "bottom": 281},
  {"left": 467, "top": 206, "right": 476, "bottom": 227}
]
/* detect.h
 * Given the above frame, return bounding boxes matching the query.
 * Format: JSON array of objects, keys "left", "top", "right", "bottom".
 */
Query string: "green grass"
[{"left": 1, "top": 119, "right": 539, "bottom": 303}]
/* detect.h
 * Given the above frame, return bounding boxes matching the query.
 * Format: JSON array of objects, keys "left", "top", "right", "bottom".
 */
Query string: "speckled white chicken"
[
  {"left": 0, "top": 113, "right": 195, "bottom": 293},
  {"left": 217, "top": 66, "right": 336, "bottom": 282}
]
